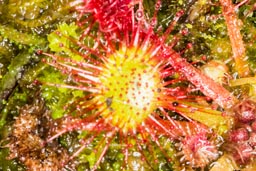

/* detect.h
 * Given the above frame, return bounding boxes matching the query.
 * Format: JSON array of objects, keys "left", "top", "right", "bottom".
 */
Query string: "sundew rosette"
[{"left": 38, "top": 0, "right": 233, "bottom": 170}]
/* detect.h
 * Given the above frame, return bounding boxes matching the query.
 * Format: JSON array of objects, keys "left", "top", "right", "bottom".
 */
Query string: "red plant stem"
[
  {"left": 167, "top": 49, "right": 238, "bottom": 109},
  {"left": 219, "top": 0, "right": 250, "bottom": 77}
]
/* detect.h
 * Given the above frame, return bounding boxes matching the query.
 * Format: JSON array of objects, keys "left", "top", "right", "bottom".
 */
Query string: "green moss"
[
  {"left": 210, "top": 38, "right": 232, "bottom": 60},
  {"left": 1, "top": 0, "right": 75, "bottom": 28},
  {"left": 39, "top": 67, "right": 84, "bottom": 119},
  {"left": 0, "top": 148, "right": 25, "bottom": 171},
  {"left": 0, "top": 24, "right": 46, "bottom": 47},
  {"left": 48, "top": 22, "right": 79, "bottom": 53},
  {"left": 47, "top": 22, "right": 94, "bottom": 61}
]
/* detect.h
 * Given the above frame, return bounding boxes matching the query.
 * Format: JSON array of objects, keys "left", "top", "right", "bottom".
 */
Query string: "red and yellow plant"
[{"left": 37, "top": 0, "right": 245, "bottom": 170}]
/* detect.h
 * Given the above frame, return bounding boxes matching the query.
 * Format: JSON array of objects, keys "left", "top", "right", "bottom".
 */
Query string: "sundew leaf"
[{"left": 176, "top": 101, "right": 230, "bottom": 134}]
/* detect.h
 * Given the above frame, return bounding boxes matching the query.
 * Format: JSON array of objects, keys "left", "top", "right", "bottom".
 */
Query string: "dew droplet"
[
  {"left": 36, "top": 49, "right": 43, "bottom": 55},
  {"left": 155, "top": 1, "right": 161, "bottom": 10},
  {"left": 176, "top": 10, "right": 184, "bottom": 17},
  {"left": 150, "top": 18, "right": 157, "bottom": 27},
  {"left": 135, "top": 10, "right": 143, "bottom": 20}
]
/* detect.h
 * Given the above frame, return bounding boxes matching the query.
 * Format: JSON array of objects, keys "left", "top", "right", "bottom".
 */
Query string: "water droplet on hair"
[
  {"left": 136, "top": 10, "right": 143, "bottom": 20},
  {"left": 155, "top": 1, "right": 161, "bottom": 10},
  {"left": 150, "top": 18, "right": 157, "bottom": 27}
]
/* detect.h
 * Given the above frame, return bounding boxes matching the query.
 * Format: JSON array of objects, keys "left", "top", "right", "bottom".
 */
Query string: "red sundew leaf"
[
  {"left": 165, "top": 48, "right": 238, "bottom": 109},
  {"left": 219, "top": 0, "right": 250, "bottom": 77},
  {"left": 78, "top": 0, "right": 134, "bottom": 33},
  {"left": 40, "top": 0, "right": 238, "bottom": 170}
]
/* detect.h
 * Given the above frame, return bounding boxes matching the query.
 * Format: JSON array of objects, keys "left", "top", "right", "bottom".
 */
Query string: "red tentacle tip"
[
  {"left": 41, "top": 58, "right": 47, "bottom": 63},
  {"left": 186, "top": 43, "right": 193, "bottom": 49},
  {"left": 41, "top": 140, "right": 47, "bottom": 147},
  {"left": 35, "top": 49, "right": 43, "bottom": 55},
  {"left": 181, "top": 28, "right": 189, "bottom": 36},
  {"left": 55, "top": 31, "right": 61, "bottom": 36},
  {"left": 176, "top": 10, "right": 185, "bottom": 17},
  {"left": 201, "top": 55, "right": 207, "bottom": 61},
  {"left": 33, "top": 79, "right": 41, "bottom": 85}
]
